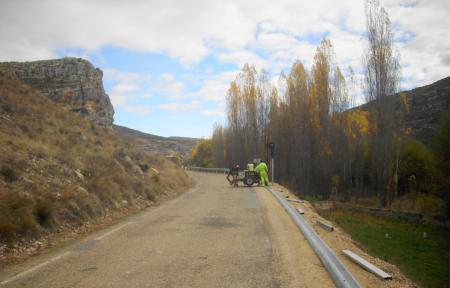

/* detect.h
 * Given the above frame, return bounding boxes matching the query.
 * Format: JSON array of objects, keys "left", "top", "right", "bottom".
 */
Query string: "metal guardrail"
[
  {"left": 185, "top": 167, "right": 230, "bottom": 174},
  {"left": 266, "top": 187, "right": 361, "bottom": 288}
]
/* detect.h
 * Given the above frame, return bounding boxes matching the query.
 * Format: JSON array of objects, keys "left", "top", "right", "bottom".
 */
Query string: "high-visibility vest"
[{"left": 255, "top": 162, "right": 268, "bottom": 173}]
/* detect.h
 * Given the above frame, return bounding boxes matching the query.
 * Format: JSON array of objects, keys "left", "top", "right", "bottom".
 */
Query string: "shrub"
[
  {"left": 0, "top": 101, "right": 12, "bottom": 113},
  {"left": 399, "top": 140, "right": 437, "bottom": 195},
  {"left": 416, "top": 193, "right": 446, "bottom": 215},
  {"left": 432, "top": 110, "right": 450, "bottom": 217},
  {"left": 189, "top": 139, "right": 214, "bottom": 168},
  {"left": 144, "top": 188, "right": 156, "bottom": 201},
  {"left": 17, "top": 208, "right": 37, "bottom": 233},
  {"left": 151, "top": 171, "right": 160, "bottom": 183},
  {"left": 139, "top": 163, "right": 149, "bottom": 173},
  {"left": 34, "top": 198, "right": 55, "bottom": 227},
  {"left": 4, "top": 192, "right": 37, "bottom": 234},
  {"left": 0, "top": 213, "right": 16, "bottom": 241},
  {"left": 0, "top": 165, "right": 18, "bottom": 183}
]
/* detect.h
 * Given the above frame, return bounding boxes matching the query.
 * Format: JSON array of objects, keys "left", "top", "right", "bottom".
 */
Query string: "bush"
[
  {"left": 151, "top": 172, "right": 160, "bottom": 183},
  {"left": 144, "top": 188, "right": 156, "bottom": 201},
  {"left": 433, "top": 110, "right": 450, "bottom": 175},
  {"left": 432, "top": 110, "right": 450, "bottom": 217},
  {"left": 0, "top": 165, "right": 18, "bottom": 183},
  {"left": 34, "top": 198, "right": 55, "bottom": 227},
  {"left": 138, "top": 163, "right": 149, "bottom": 173},
  {"left": 416, "top": 193, "right": 446, "bottom": 215},
  {"left": 399, "top": 140, "right": 437, "bottom": 195},
  {"left": 0, "top": 213, "right": 16, "bottom": 241},
  {"left": 189, "top": 139, "right": 214, "bottom": 168},
  {"left": 4, "top": 193, "right": 37, "bottom": 234}
]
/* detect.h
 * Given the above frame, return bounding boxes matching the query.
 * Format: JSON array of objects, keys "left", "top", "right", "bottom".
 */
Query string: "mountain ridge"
[
  {"left": 356, "top": 76, "right": 450, "bottom": 145},
  {"left": 114, "top": 125, "right": 199, "bottom": 159}
]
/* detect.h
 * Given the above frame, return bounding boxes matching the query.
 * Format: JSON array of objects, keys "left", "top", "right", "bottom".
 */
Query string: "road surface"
[{"left": 0, "top": 172, "right": 334, "bottom": 288}]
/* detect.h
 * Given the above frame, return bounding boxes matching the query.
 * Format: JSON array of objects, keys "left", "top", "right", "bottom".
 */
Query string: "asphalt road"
[{"left": 0, "top": 172, "right": 334, "bottom": 288}]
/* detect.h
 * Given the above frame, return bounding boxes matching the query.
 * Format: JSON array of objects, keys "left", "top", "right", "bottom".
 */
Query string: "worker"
[
  {"left": 255, "top": 161, "right": 269, "bottom": 186},
  {"left": 226, "top": 163, "right": 240, "bottom": 187},
  {"left": 247, "top": 162, "right": 254, "bottom": 172}
]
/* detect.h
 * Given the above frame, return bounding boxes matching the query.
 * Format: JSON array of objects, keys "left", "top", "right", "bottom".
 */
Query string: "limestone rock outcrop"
[{"left": 0, "top": 57, "right": 114, "bottom": 127}]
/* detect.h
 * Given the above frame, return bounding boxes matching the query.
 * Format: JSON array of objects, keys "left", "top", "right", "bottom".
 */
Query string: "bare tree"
[{"left": 364, "top": 0, "right": 400, "bottom": 206}]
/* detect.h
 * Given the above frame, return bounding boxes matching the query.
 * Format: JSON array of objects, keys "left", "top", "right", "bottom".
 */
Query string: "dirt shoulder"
[
  {"left": 255, "top": 186, "right": 334, "bottom": 288},
  {"left": 269, "top": 183, "right": 416, "bottom": 288}
]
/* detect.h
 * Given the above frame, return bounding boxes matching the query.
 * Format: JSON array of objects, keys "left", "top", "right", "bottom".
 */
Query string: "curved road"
[{"left": 0, "top": 172, "right": 334, "bottom": 288}]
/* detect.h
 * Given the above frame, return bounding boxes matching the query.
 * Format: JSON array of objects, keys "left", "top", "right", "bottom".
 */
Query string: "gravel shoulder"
[
  {"left": 272, "top": 183, "right": 416, "bottom": 288},
  {"left": 255, "top": 186, "right": 335, "bottom": 287}
]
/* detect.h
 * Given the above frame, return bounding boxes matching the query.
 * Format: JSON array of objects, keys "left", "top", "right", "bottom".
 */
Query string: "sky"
[{"left": 1, "top": 0, "right": 449, "bottom": 138}]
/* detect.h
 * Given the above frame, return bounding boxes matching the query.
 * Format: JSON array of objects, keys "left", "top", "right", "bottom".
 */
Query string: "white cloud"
[
  {"left": 1, "top": 0, "right": 448, "bottom": 108},
  {"left": 218, "top": 50, "right": 268, "bottom": 70},
  {"left": 105, "top": 67, "right": 236, "bottom": 118},
  {"left": 150, "top": 73, "right": 186, "bottom": 99},
  {"left": 194, "top": 71, "right": 239, "bottom": 102},
  {"left": 105, "top": 69, "right": 153, "bottom": 114},
  {"left": 159, "top": 100, "right": 200, "bottom": 111},
  {"left": 123, "top": 105, "right": 152, "bottom": 115}
]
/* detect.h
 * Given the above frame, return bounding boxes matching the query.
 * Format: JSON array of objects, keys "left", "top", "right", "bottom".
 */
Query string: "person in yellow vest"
[{"left": 255, "top": 161, "right": 269, "bottom": 186}]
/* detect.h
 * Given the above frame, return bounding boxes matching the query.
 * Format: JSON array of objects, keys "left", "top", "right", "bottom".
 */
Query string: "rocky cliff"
[{"left": 0, "top": 58, "right": 114, "bottom": 127}]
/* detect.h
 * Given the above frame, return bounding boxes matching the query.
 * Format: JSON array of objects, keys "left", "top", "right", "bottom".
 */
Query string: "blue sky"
[
  {"left": 68, "top": 47, "right": 235, "bottom": 137},
  {"left": 1, "top": 0, "right": 449, "bottom": 137}
]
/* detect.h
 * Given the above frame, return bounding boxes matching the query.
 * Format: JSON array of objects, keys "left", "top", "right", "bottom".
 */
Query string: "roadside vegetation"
[
  {"left": 321, "top": 210, "right": 450, "bottom": 288},
  {"left": 208, "top": 0, "right": 449, "bottom": 219},
  {"left": 0, "top": 71, "right": 192, "bottom": 245},
  {"left": 188, "top": 139, "right": 213, "bottom": 168},
  {"left": 204, "top": 1, "right": 450, "bottom": 284}
]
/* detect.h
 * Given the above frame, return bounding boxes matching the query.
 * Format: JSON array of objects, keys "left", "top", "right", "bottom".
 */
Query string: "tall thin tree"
[{"left": 364, "top": 0, "right": 400, "bottom": 206}]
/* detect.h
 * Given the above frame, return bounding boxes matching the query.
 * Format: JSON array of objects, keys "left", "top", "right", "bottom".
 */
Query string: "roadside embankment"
[
  {"left": 0, "top": 71, "right": 193, "bottom": 267},
  {"left": 267, "top": 183, "right": 416, "bottom": 288},
  {"left": 318, "top": 207, "right": 450, "bottom": 288}
]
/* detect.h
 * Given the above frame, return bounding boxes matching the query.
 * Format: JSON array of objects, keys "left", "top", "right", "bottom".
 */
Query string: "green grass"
[{"left": 322, "top": 210, "right": 450, "bottom": 288}]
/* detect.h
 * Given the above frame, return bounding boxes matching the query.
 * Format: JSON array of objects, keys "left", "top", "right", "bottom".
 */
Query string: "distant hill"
[
  {"left": 401, "top": 76, "right": 450, "bottom": 144},
  {"left": 358, "top": 76, "right": 450, "bottom": 145},
  {"left": 114, "top": 125, "right": 199, "bottom": 159}
]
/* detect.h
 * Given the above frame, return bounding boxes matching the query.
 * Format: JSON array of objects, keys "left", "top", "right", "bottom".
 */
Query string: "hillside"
[
  {"left": 359, "top": 76, "right": 450, "bottom": 145},
  {"left": 114, "top": 125, "right": 198, "bottom": 159},
  {"left": 402, "top": 76, "right": 450, "bottom": 144},
  {"left": 0, "top": 70, "right": 192, "bottom": 246}
]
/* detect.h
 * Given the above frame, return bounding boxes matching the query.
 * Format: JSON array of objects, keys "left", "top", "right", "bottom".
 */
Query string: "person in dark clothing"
[{"left": 226, "top": 163, "right": 240, "bottom": 187}]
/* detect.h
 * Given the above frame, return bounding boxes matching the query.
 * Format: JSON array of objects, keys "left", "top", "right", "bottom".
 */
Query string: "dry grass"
[
  {"left": 0, "top": 71, "right": 192, "bottom": 244},
  {"left": 390, "top": 193, "right": 446, "bottom": 216}
]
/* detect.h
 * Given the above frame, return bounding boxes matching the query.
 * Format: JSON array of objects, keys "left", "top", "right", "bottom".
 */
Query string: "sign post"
[{"left": 268, "top": 142, "right": 275, "bottom": 185}]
